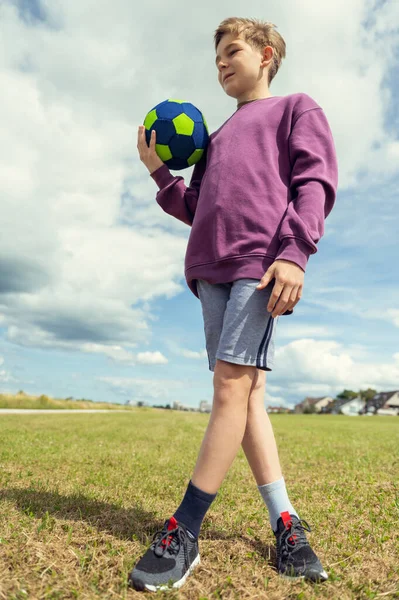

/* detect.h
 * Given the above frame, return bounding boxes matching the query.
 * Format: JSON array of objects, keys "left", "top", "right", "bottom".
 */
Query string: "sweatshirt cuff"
[
  {"left": 150, "top": 164, "right": 175, "bottom": 189},
  {"left": 275, "top": 237, "right": 313, "bottom": 271}
]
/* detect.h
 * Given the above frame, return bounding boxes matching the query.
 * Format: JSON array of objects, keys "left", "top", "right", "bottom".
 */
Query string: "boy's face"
[{"left": 215, "top": 34, "right": 273, "bottom": 102}]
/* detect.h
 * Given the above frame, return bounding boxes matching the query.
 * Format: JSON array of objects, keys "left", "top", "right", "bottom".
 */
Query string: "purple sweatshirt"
[{"left": 150, "top": 93, "right": 338, "bottom": 316}]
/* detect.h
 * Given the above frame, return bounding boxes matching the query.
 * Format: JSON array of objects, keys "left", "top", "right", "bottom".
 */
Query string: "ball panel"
[
  {"left": 181, "top": 103, "right": 204, "bottom": 123},
  {"left": 169, "top": 134, "right": 196, "bottom": 160},
  {"left": 156, "top": 100, "right": 184, "bottom": 120},
  {"left": 187, "top": 148, "right": 204, "bottom": 167},
  {"left": 147, "top": 119, "right": 176, "bottom": 146},
  {"left": 155, "top": 144, "right": 173, "bottom": 162},
  {"left": 192, "top": 120, "right": 209, "bottom": 149},
  {"left": 173, "top": 113, "right": 194, "bottom": 136},
  {"left": 143, "top": 109, "right": 157, "bottom": 130}
]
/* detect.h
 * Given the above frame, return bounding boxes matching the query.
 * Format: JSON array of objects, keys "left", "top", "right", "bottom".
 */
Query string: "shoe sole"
[
  {"left": 139, "top": 553, "right": 201, "bottom": 593},
  {"left": 279, "top": 568, "right": 328, "bottom": 583}
]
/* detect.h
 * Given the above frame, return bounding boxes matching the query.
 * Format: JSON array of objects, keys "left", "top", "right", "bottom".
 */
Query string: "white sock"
[{"left": 257, "top": 476, "right": 299, "bottom": 532}]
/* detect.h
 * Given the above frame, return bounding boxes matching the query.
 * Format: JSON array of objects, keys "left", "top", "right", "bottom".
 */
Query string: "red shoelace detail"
[
  {"left": 160, "top": 516, "right": 178, "bottom": 548},
  {"left": 280, "top": 511, "right": 311, "bottom": 549}
]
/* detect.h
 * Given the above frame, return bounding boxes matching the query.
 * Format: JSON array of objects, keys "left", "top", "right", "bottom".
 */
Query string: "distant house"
[
  {"left": 366, "top": 391, "right": 399, "bottom": 416},
  {"left": 328, "top": 397, "right": 352, "bottom": 414},
  {"left": 293, "top": 390, "right": 399, "bottom": 417},
  {"left": 266, "top": 406, "right": 292, "bottom": 414},
  {"left": 338, "top": 396, "right": 366, "bottom": 416},
  {"left": 294, "top": 396, "right": 334, "bottom": 414},
  {"left": 172, "top": 400, "right": 193, "bottom": 411}
]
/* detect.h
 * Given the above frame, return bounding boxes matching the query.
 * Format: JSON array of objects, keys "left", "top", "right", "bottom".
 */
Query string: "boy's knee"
[{"left": 214, "top": 358, "right": 257, "bottom": 387}]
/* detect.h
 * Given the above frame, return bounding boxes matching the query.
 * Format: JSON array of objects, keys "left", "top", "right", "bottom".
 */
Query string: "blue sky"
[{"left": 0, "top": 0, "right": 398, "bottom": 410}]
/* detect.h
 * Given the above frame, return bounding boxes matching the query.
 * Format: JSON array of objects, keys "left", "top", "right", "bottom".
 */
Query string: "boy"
[{"left": 130, "top": 16, "right": 338, "bottom": 593}]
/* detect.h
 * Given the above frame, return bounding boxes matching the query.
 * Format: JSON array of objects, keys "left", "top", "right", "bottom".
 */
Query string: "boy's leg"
[
  {"left": 241, "top": 370, "right": 283, "bottom": 485},
  {"left": 191, "top": 359, "right": 256, "bottom": 492},
  {"left": 173, "top": 358, "right": 257, "bottom": 536},
  {"left": 240, "top": 370, "right": 299, "bottom": 530},
  {"left": 241, "top": 371, "right": 329, "bottom": 582},
  {"left": 129, "top": 358, "right": 258, "bottom": 592}
]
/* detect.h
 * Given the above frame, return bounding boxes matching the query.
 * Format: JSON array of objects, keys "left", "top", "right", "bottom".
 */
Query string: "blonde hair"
[{"left": 213, "top": 17, "right": 286, "bottom": 86}]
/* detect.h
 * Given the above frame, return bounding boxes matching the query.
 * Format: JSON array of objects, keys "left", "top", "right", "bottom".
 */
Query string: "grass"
[
  {"left": 0, "top": 392, "right": 135, "bottom": 410},
  {"left": 0, "top": 411, "right": 398, "bottom": 599}
]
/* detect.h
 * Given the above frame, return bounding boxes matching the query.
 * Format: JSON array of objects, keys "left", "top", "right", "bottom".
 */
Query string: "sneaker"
[
  {"left": 273, "top": 511, "right": 328, "bottom": 582},
  {"left": 128, "top": 516, "right": 200, "bottom": 592}
]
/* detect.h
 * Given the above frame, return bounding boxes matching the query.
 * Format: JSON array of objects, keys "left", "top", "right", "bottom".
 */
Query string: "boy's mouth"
[{"left": 224, "top": 73, "right": 234, "bottom": 82}]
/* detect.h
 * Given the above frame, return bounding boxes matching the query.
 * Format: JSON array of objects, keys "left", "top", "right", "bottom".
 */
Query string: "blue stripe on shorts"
[{"left": 256, "top": 313, "right": 274, "bottom": 370}]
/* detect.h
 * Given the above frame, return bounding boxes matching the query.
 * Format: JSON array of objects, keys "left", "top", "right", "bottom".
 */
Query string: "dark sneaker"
[
  {"left": 128, "top": 516, "right": 200, "bottom": 592},
  {"left": 273, "top": 511, "right": 328, "bottom": 582}
]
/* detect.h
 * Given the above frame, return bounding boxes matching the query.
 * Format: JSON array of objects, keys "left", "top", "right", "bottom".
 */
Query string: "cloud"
[
  {"left": 180, "top": 349, "right": 208, "bottom": 360},
  {"left": 97, "top": 375, "right": 186, "bottom": 400},
  {"left": 277, "top": 324, "right": 339, "bottom": 339},
  {"left": 0, "top": 356, "right": 16, "bottom": 384},
  {"left": 386, "top": 309, "right": 399, "bottom": 328},
  {"left": 136, "top": 351, "right": 169, "bottom": 365},
  {"left": 274, "top": 338, "right": 399, "bottom": 392},
  {"left": 265, "top": 392, "right": 293, "bottom": 409}
]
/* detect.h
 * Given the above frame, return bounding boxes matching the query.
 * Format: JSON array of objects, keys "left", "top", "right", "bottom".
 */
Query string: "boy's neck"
[{"left": 236, "top": 95, "right": 274, "bottom": 110}]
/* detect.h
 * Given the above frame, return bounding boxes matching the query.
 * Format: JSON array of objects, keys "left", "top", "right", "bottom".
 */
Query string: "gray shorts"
[{"left": 196, "top": 278, "right": 279, "bottom": 372}]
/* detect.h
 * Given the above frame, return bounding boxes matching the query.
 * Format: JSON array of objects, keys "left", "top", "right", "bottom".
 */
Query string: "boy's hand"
[
  {"left": 137, "top": 126, "right": 165, "bottom": 174},
  {"left": 256, "top": 259, "right": 304, "bottom": 317}
]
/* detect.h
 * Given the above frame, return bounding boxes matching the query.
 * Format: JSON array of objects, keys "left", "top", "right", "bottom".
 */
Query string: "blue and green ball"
[{"left": 143, "top": 99, "right": 209, "bottom": 170}]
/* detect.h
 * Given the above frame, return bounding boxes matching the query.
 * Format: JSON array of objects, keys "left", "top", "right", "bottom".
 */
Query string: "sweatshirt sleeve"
[
  {"left": 150, "top": 148, "right": 208, "bottom": 227},
  {"left": 275, "top": 107, "right": 338, "bottom": 271}
]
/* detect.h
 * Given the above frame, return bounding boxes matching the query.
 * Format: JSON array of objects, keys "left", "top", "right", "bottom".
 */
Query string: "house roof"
[
  {"left": 372, "top": 391, "right": 398, "bottom": 401},
  {"left": 296, "top": 396, "right": 333, "bottom": 407},
  {"left": 369, "top": 391, "right": 399, "bottom": 409},
  {"left": 329, "top": 397, "right": 362, "bottom": 410},
  {"left": 295, "top": 392, "right": 399, "bottom": 411}
]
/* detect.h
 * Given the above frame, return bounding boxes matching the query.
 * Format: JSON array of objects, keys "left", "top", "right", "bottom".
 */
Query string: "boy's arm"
[
  {"left": 150, "top": 149, "right": 208, "bottom": 226},
  {"left": 275, "top": 108, "right": 339, "bottom": 270}
]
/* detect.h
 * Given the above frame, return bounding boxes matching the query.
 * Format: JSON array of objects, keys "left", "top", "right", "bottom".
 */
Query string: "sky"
[{"left": 0, "top": 0, "right": 398, "bottom": 410}]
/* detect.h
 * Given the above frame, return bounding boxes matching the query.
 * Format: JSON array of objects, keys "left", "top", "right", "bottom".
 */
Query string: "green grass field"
[{"left": 0, "top": 411, "right": 398, "bottom": 599}]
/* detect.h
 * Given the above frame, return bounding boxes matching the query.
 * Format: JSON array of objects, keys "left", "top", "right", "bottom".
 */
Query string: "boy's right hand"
[{"left": 137, "top": 125, "right": 165, "bottom": 174}]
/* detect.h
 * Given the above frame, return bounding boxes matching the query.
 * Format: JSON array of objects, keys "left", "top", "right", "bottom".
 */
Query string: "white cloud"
[
  {"left": 180, "top": 349, "right": 208, "bottom": 360},
  {"left": 277, "top": 323, "right": 339, "bottom": 339},
  {"left": 303, "top": 297, "right": 399, "bottom": 328},
  {"left": 0, "top": 356, "right": 16, "bottom": 384},
  {"left": 386, "top": 309, "right": 399, "bottom": 328},
  {"left": 274, "top": 338, "right": 399, "bottom": 391},
  {"left": 82, "top": 343, "right": 136, "bottom": 363},
  {"left": 265, "top": 392, "right": 293, "bottom": 409},
  {"left": 97, "top": 376, "right": 186, "bottom": 400},
  {"left": 136, "top": 351, "right": 169, "bottom": 365},
  {"left": 0, "top": 370, "right": 15, "bottom": 383}
]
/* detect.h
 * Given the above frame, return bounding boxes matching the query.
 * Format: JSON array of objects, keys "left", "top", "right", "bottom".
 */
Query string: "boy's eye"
[{"left": 216, "top": 49, "right": 238, "bottom": 69}]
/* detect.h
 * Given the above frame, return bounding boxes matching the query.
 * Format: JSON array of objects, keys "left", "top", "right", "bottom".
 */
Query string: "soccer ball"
[{"left": 143, "top": 99, "right": 210, "bottom": 171}]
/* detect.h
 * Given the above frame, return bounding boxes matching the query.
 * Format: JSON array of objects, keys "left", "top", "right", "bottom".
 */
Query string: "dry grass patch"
[{"left": 0, "top": 391, "right": 135, "bottom": 411}]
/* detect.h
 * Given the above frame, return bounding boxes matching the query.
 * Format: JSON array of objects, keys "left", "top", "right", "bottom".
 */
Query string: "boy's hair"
[{"left": 213, "top": 17, "right": 286, "bottom": 86}]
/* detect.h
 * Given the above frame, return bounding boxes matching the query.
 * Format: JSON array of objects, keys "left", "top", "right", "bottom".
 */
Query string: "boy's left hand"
[{"left": 256, "top": 259, "right": 304, "bottom": 317}]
